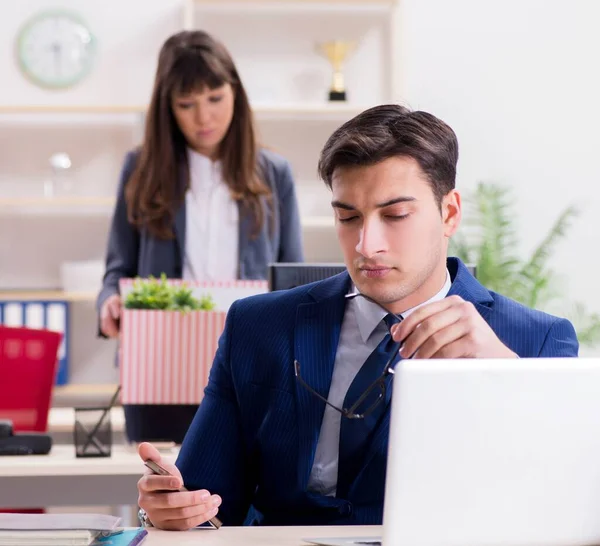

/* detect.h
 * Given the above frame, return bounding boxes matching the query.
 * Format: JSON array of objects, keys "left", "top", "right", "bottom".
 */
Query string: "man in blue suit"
[{"left": 136, "top": 105, "right": 579, "bottom": 530}]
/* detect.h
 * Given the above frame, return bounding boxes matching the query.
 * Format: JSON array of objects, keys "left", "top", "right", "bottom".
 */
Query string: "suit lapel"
[
  {"left": 445, "top": 257, "right": 494, "bottom": 322},
  {"left": 354, "top": 258, "right": 495, "bottom": 491},
  {"left": 237, "top": 199, "right": 271, "bottom": 278},
  {"left": 294, "top": 272, "right": 351, "bottom": 490}
]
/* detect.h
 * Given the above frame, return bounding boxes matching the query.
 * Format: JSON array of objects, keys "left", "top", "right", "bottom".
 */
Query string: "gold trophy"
[{"left": 317, "top": 40, "right": 356, "bottom": 102}]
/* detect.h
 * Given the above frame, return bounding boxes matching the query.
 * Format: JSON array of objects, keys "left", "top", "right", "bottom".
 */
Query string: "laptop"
[{"left": 305, "top": 358, "right": 600, "bottom": 546}]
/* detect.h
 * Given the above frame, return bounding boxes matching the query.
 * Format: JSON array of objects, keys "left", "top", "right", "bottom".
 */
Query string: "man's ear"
[{"left": 442, "top": 189, "right": 461, "bottom": 238}]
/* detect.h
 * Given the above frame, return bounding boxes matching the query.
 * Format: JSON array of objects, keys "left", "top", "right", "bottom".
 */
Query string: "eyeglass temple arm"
[
  {"left": 294, "top": 360, "right": 353, "bottom": 417},
  {"left": 346, "top": 349, "right": 398, "bottom": 414}
]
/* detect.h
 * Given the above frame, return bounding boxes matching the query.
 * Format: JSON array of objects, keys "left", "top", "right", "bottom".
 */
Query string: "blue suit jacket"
[
  {"left": 97, "top": 148, "right": 304, "bottom": 313},
  {"left": 176, "top": 258, "right": 579, "bottom": 526}
]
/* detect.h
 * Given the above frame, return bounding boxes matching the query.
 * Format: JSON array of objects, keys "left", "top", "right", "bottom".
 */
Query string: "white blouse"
[{"left": 182, "top": 148, "right": 239, "bottom": 282}]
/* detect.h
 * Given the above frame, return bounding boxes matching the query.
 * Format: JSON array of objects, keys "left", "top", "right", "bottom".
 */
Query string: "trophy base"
[{"left": 328, "top": 90, "right": 347, "bottom": 102}]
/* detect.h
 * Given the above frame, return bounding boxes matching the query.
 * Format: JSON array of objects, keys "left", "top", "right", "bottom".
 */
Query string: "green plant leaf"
[
  {"left": 452, "top": 183, "right": 598, "bottom": 346},
  {"left": 123, "top": 275, "right": 214, "bottom": 312}
]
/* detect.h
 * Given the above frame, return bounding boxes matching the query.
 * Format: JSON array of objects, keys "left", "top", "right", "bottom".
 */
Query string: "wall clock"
[{"left": 16, "top": 10, "right": 97, "bottom": 90}]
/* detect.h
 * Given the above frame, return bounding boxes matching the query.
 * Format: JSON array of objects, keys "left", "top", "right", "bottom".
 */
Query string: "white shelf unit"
[
  {"left": 185, "top": 0, "right": 399, "bottom": 106},
  {"left": 0, "top": 0, "right": 397, "bottom": 388},
  {"left": 182, "top": 0, "right": 400, "bottom": 244}
]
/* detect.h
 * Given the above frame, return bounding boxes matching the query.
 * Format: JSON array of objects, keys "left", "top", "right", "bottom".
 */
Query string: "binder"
[
  {"left": 0, "top": 299, "right": 70, "bottom": 385},
  {"left": 93, "top": 528, "right": 148, "bottom": 545}
]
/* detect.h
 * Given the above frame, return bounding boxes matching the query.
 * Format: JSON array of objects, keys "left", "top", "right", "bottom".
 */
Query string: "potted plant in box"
[{"left": 119, "top": 274, "right": 225, "bottom": 444}]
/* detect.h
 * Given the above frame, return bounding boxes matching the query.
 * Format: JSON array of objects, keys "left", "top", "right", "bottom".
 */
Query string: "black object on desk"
[
  {"left": 122, "top": 404, "right": 198, "bottom": 444},
  {"left": 0, "top": 419, "right": 52, "bottom": 456},
  {"left": 74, "top": 386, "right": 120, "bottom": 458}
]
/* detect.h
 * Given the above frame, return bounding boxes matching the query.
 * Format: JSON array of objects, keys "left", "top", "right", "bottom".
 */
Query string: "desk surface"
[
  {"left": 0, "top": 444, "right": 178, "bottom": 477},
  {"left": 143, "top": 526, "right": 382, "bottom": 545}
]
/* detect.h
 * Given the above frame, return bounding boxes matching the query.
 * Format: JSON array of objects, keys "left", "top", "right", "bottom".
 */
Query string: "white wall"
[
  {"left": 397, "top": 0, "right": 600, "bottom": 325},
  {"left": 1, "top": 0, "right": 183, "bottom": 106}
]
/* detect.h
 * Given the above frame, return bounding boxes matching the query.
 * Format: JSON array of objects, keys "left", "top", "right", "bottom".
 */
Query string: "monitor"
[
  {"left": 269, "top": 262, "right": 477, "bottom": 292},
  {"left": 268, "top": 263, "right": 347, "bottom": 292}
]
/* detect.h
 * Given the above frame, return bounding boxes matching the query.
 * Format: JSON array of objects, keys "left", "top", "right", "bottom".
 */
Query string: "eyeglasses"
[
  {"left": 294, "top": 291, "right": 403, "bottom": 420},
  {"left": 294, "top": 347, "right": 398, "bottom": 420}
]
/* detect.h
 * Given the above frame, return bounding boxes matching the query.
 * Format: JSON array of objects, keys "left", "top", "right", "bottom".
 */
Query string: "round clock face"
[{"left": 16, "top": 10, "right": 96, "bottom": 89}]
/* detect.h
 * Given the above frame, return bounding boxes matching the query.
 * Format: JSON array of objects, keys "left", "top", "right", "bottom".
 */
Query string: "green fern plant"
[
  {"left": 124, "top": 273, "right": 215, "bottom": 312},
  {"left": 450, "top": 182, "right": 600, "bottom": 347}
]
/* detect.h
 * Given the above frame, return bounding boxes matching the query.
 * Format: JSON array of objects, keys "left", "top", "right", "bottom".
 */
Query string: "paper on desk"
[
  {"left": 0, "top": 513, "right": 121, "bottom": 532},
  {"left": 0, "top": 529, "right": 95, "bottom": 546}
]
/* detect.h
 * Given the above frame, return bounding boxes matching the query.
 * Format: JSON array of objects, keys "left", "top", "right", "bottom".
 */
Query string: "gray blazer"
[{"left": 97, "top": 148, "right": 304, "bottom": 313}]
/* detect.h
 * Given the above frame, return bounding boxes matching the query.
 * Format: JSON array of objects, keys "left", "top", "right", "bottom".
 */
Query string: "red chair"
[
  {"left": 0, "top": 325, "right": 62, "bottom": 432},
  {"left": 0, "top": 325, "right": 62, "bottom": 513}
]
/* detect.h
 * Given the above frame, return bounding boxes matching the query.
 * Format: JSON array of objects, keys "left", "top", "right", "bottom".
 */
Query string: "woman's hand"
[{"left": 100, "top": 294, "right": 122, "bottom": 338}]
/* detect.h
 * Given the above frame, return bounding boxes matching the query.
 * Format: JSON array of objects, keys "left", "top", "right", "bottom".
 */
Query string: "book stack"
[{"left": 0, "top": 513, "right": 147, "bottom": 546}]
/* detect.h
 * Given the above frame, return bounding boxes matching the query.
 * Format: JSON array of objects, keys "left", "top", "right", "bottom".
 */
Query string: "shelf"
[
  {"left": 51, "top": 383, "right": 120, "bottom": 409},
  {"left": 0, "top": 106, "right": 146, "bottom": 127},
  {"left": 195, "top": 0, "right": 394, "bottom": 3},
  {"left": 0, "top": 103, "right": 368, "bottom": 122},
  {"left": 0, "top": 105, "right": 146, "bottom": 114},
  {"left": 191, "top": 0, "right": 394, "bottom": 14},
  {"left": 0, "top": 196, "right": 116, "bottom": 216},
  {"left": 254, "top": 104, "right": 371, "bottom": 121},
  {"left": 0, "top": 196, "right": 333, "bottom": 226},
  {"left": 53, "top": 383, "right": 119, "bottom": 396},
  {"left": 0, "top": 196, "right": 115, "bottom": 207},
  {"left": 0, "top": 196, "right": 332, "bottom": 227},
  {"left": 0, "top": 290, "right": 98, "bottom": 302}
]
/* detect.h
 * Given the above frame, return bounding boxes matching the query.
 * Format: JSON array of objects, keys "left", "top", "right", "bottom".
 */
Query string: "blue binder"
[
  {"left": 0, "top": 299, "right": 70, "bottom": 385},
  {"left": 93, "top": 528, "right": 148, "bottom": 545}
]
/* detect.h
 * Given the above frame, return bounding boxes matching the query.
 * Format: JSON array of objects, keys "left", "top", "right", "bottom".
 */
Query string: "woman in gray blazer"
[{"left": 97, "top": 30, "right": 303, "bottom": 444}]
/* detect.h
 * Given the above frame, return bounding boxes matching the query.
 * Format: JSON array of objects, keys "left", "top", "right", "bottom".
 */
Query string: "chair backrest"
[{"left": 0, "top": 325, "right": 62, "bottom": 432}]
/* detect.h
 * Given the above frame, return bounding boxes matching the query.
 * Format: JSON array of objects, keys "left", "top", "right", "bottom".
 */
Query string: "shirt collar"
[
  {"left": 353, "top": 269, "right": 452, "bottom": 344},
  {"left": 187, "top": 148, "right": 221, "bottom": 189}
]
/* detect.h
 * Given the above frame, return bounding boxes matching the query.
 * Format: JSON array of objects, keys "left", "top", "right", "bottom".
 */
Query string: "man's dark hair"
[{"left": 318, "top": 104, "right": 459, "bottom": 207}]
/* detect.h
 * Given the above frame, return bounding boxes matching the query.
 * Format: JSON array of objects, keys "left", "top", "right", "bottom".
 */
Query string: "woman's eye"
[{"left": 209, "top": 95, "right": 223, "bottom": 103}]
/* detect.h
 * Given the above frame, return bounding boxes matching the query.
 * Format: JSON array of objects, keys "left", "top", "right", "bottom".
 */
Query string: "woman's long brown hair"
[{"left": 126, "top": 30, "right": 270, "bottom": 239}]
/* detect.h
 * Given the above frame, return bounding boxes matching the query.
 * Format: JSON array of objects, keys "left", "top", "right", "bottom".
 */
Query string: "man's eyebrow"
[
  {"left": 376, "top": 196, "right": 417, "bottom": 208},
  {"left": 331, "top": 196, "right": 417, "bottom": 210},
  {"left": 331, "top": 200, "right": 356, "bottom": 210}
]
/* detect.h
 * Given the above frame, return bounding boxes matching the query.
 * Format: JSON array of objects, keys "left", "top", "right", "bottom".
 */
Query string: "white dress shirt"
[
  {"left": 182, "top": 148, "right": 239, "bottom": 282},
  {"left": 307, "top": 270, "right": 452, "bottom": 497}
]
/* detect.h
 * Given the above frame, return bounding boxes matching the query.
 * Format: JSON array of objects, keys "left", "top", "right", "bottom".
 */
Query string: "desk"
[
  {"left": 48, "top": 407, "right": 125, "bottom": 444},
  {"left": 143, "top": 526, "right": 382, "bottom": 545},
  {"left": 0, "top": 444, "right": 177, "bottom": 510}
]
